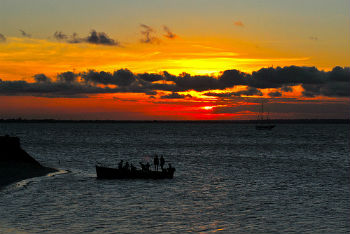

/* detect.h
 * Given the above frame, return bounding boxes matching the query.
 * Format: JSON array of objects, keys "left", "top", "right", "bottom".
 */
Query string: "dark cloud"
[
  {"left": 163, "top": 26, "right": 176, "bottom": 39},
  {"left": 0, "top": 66, "right": 348, "bottom": 98},
  {"left": 156, "top": 70, "right": 250, "bottom": 92},
  {"left": 19, "top": 29, "right": 31, "bottom": 38},
  {"left": 301, "top": 85, "right": 319, "bottom": 97},
  {"left": 57, "top": 71, "right": 77, "bottom": 83},
  {"left": 245, "top": 66, "right": 349, "bottom": 97},
  {"left": 234, "top": 21, "right": 244, "bottom": 27},
  {"left": 0, "top": 79, "right": 97, "bottom": 98},
  {"left": 81, "top": 70, "right": 114, "bottom": 85},
  {"left": 301, "top": 67, "right": 350, "bottom": 97},
  {"left": 309, "top": 36, "right": 318, "bottom": 41},
  {"left": 168, "top": 73, "right": 221, "bottom": 92},
  {"left": 53, "top": 31, "right": 82, "bottom": 43},
  {"left": 171, "top": 66, "right": 349, "bottom": 96},
  {"left": 268, "top": 91, "right": 282, "bottom": 97},
  {"left": 328, "top": 66, "right": 349, "bottom": 82},
  {"left": 34, "top": 74, "right": 51, "bottom": 83},
  {"left": 161, "top": 92, "right": 191, "bottom": 99},
  {"left": 145, "top": 90, "right": 157, "bottom": 96},
  {"left": 0, "top": 33, "right": 6, "bottom": 42},
  {"left": 140, "top": 24, "right": 160, "bottom": 44},
  {"left": 53, "top": 30, "right": 119, "bottom": 46},
  {"left": 82, "top": 69, "right": 135, "bottom": 86},
  {"left": 250, "top": 66, "right": 325, "bottom": 88},
  {"left": 86, "top": 30, "right": 118, "bottom": 46},
  {"left": 218, "top": 69, "right": 248, "bottom": 87},
  {"left": 302, "top": 82, "right": 349, "bottom": 98},
  {"left": 236, "top": 87, "right": 263, "bottom": 96},
  {"left": 53, "top": 31, "right": 68, "bottom": 40},
  {"left": 113, "top": 69, "right": 136, "bottom": 86},
  {"left": 138, "top": 73, "right": 164, "bottom": 82}
]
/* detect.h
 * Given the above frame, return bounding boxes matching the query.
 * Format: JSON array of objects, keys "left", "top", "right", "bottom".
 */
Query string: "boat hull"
[
  {"left": 255, "top": 125, "right": 275, "bottom": 130},
  {"left": 96, "top": 165, "right": 175, "bottom": 179}
]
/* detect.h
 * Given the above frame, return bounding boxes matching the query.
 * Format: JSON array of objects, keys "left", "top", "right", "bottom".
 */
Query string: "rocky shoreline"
[{"left": 0, "top": 135, "right": 57, "bottom": 188}]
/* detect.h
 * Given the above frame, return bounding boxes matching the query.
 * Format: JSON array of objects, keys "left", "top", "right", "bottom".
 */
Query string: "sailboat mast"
[{"left": 255, "top": 100, "right": 275, "bottom": 130}]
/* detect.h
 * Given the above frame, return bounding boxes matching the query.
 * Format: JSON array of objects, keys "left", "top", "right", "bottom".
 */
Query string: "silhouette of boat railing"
[{"left": 95, "top": 165, "right": 175, "bottom": 179}]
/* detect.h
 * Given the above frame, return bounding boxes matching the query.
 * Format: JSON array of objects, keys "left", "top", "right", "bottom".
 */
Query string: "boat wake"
[{"left": 1, "top": 169, "right": 70, "bottom": 193}]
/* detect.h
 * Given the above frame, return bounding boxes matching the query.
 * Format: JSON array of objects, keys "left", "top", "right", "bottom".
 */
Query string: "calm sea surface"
[{"left": 0, "top": 123, "right": 349, "bottom": 233}]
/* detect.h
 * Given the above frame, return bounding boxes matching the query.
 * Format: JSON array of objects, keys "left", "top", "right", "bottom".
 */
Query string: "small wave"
[
  {"left": 15, "top": 180, "right": 33, "bottom": 188},
  {"left": 46, "top": 169, "right": 70, "bottom": 177}
]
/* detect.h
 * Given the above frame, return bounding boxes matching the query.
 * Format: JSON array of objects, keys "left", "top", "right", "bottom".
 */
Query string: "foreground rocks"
[{"left": 0, "top": 135, "right": 57, "bottom": 187}]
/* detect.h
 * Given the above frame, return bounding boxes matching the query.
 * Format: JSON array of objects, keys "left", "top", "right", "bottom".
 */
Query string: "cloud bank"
[
  {"left": 53, "top": 30, "right": 119, "bottom": 46},
  {"left": 0, "top": 66, "right": 349, "bottom": 98}
]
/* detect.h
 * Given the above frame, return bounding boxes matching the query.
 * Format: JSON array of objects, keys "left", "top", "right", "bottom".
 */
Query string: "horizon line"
[{"left": 0, "top": 118, "right": 349, "bottom": 124}]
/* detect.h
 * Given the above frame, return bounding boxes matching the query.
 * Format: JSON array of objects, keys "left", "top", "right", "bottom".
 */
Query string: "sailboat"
[{"left": 255, "top": 102, "right": 275, "bottom": 130}]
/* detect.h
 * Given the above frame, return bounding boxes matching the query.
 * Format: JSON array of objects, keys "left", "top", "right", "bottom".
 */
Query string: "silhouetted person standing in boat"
[
  {"left": 160, "top": 155, "right": 165, "bottom": 170},
  {"left": 154, "top": 155, "right": 159, "bottom": 171},
  {"left": 118, "top": 160, "right": 123, "bottom": 170}
]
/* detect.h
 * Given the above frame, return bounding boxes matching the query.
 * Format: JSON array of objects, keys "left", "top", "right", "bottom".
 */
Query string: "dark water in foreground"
[{"left": 0, "top": 123, "right": 349, "bottom": 233}]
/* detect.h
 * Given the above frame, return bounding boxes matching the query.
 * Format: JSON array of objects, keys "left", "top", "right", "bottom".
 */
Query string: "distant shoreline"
[{"left": 0, "top": 119, "right": 349, "bottom": 124}]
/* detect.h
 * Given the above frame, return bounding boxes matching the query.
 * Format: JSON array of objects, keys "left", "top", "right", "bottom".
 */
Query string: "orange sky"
[{"left": 0, "top": 0, "right": 349, "bottom": 120}]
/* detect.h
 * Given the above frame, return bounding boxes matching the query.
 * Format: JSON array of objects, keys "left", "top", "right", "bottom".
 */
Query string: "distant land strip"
[{"left": 0, "top": 119, "right": 349, "bottom": 124}]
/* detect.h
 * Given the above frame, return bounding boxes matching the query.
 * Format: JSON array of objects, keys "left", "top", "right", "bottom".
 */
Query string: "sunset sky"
[{"left": 0, "top": 0, "right": 349, "bottom": 120}]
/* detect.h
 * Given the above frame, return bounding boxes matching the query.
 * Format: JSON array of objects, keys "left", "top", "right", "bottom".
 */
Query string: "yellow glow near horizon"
[{"left": 0, "top": 36, "right": 320, "bottom": 81}]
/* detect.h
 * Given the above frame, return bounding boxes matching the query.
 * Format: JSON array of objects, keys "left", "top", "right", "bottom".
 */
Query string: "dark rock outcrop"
[{"left": 0, "top": 135, "right": 57, "bottom": 187}]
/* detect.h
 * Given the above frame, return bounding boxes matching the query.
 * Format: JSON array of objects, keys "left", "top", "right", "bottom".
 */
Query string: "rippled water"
[{"left": 0, "top": 123, "right": 349, "bottom": 233}]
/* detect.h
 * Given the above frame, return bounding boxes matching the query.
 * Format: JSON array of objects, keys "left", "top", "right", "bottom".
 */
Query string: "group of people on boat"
[
  {"left": 117, "top": 154, "right": 173, "bottom": 173},
  {"left": 153, "top": 155, "right": 165, "bottom": 171},
  {"left": 118, "top": 160, "right": 137, "bottom": 172}
]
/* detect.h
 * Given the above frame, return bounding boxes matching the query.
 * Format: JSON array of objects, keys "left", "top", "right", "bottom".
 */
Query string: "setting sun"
[{"left": 202, "top": 106, "right": 215, "bottom": 110}]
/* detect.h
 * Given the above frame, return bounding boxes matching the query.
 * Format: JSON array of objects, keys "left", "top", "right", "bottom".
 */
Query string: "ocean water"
[{"left": 0, "top": 123, "right": 349, "bottom": 233}]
